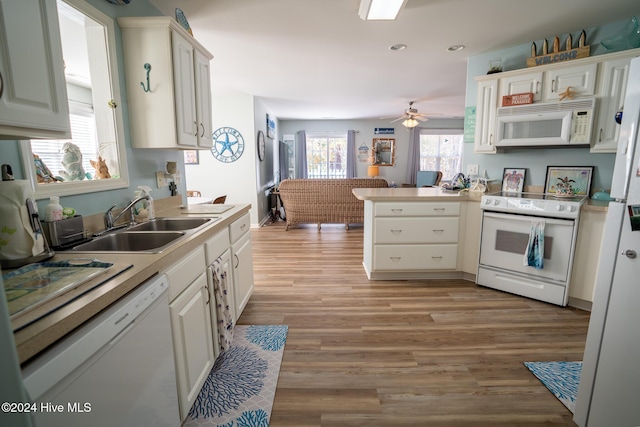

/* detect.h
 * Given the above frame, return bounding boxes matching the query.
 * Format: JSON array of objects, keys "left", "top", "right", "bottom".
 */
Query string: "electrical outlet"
[
  {"left": 156, "top": 171, "right": 168, "bottom": 188},
  {"left": 467, "top": 164, "right": 479, "bottom": 176}
]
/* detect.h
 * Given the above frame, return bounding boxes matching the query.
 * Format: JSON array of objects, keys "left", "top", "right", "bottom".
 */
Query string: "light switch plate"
[
  {"left": 467, "top": 164, "right": 479, "bottom": 176},
  {"left": 156, "top": 171, "right": 168, "bottom": 188}
]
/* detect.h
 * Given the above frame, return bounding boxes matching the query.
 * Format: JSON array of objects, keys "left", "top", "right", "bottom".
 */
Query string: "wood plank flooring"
[{"left": 238, "top": 222, "right": 590, "bottom": 426}]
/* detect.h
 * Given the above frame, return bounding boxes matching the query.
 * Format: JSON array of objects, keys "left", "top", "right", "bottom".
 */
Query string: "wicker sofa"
[{"left": 278, "top": 178, "right": 388, "bottom": 230}]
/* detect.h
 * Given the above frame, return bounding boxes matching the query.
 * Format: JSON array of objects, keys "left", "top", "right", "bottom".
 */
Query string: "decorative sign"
[
  {"left": 502, "top": 92, "right": 534, "bottom": 107},
  {"left": 374, "top": 128, "right": 394, "bottom": 135},
  {"left": 527, "top": 31, "right": 590, "bottom": 67},
  {"left": 357, "top": 143, "right": 369, "bottom": 162},
  {"left": 266, "top": 114, "right": 275, "bottom": 139},
  {"left": 211, "top": 127, "right": 244, "bottom": 163},
  {"left": 463, "top": 106, "right": 476, "bottom": 143}
]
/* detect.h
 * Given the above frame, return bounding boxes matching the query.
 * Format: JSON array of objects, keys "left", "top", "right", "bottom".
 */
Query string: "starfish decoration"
[{"left": 559, "top": 86, "right": 575, "bottom": 101}]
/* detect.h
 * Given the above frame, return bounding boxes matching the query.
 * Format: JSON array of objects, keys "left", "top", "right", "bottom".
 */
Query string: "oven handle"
[{"left": 482, "top": 211, "right": 574, "bottom": 226}]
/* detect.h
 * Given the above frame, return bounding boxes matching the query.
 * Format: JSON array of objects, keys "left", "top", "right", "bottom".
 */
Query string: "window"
[
  {"left": 306, "top": 133, "right": 347, "bottom": 178},
  {"left": 20, "top": 0, "right": 128, "bottom": 198},
  {"left": 419, "top": 129, "right": 463, "bottom": 181}
]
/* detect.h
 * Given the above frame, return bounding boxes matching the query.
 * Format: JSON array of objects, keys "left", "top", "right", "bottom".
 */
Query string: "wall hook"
[{"left": 140, "top": 63, "right": 151, "bottom": 92}]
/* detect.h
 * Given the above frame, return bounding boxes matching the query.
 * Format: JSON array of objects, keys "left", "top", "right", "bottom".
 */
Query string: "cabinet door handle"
[
  {"left": 205, "top": 285, "right": 211, "bottom": 305},
  {"left": 194, "top": 121, "right": 198, "bottom": 136},
  {"left": 200, "top": 123, "right": 205, "bottom": 137},
  {"left": 0, "top": 71, "right": 3, "bottom": 99},
  {"left": 552, "top": 79, "right": 556, "bottom": 93},
  {"left": 534, "top": 79, "right": 540, "bottom": 94},
  {"left": 599, "top": 128, "right": 603, "bottom": 142},
  {"left": 234, "top": 253, "right": 239, "bottom": 268}
]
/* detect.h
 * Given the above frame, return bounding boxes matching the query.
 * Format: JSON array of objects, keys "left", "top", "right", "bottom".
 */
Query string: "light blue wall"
[
  {"left": 0, "top": 0, "right": 189, "bottom": 216},
  {"left": 464, "top": 15, "right": 640, "bottom": 192}
]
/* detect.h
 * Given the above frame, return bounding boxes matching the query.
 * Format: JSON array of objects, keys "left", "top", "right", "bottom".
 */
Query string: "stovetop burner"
[{"left": 481, "top": 192, "right": 587, "bottom": 219}]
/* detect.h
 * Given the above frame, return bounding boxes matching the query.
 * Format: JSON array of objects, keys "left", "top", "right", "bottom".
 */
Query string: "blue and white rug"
[
  {"left": 184, "top": 325, "right": 288, "bottom": 427},
  {"left": 524, "top": 361, "right": 582, "bottom": 413}
]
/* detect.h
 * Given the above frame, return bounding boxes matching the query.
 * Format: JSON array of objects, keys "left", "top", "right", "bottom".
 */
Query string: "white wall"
[
  {"left": 279, "top": 118, "right": 464, "bottom": 185},
  {"left": 185, "top": 91, "right": 260, "bottom": 224}
]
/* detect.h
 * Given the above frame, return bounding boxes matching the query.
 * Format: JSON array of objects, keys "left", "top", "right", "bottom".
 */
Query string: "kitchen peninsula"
[{"left": 352, "top": 187, "right": 606, "bottom": 309}]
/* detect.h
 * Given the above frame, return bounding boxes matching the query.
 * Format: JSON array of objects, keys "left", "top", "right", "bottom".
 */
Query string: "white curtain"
[
  {"left": 405, "top": 127, "right": 421, "bottom": 185},
  {"left": 295, "top": 130, "right": 308, "bottom": 179},
  {"left": 346, "top": 130, "right": 356, "bottom": 178}
]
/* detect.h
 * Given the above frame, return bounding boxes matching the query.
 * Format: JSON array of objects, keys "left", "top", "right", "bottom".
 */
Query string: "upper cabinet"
[
  {"left": 0, "top": 0, "right": 71, "bottom": 139},
  {"left": 118, "top": 17, "right": 213, "bottom": 149},
  {"left": 544, "top": 63, "right": 597, "bottom": 100},
  {"left": 474, "top": 48, "right": 640, "bottom": 153}
]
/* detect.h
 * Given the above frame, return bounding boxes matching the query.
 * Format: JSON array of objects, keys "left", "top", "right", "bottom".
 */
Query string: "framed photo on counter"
[
  {"left": 184, "top": 150, "right": 199, "bottom": 165},
  {"left": 545, "top": 166, "right": 593, "bottom": 196},
  {"left": 502, "top": 168, "right": 526, "bottom": 192}
]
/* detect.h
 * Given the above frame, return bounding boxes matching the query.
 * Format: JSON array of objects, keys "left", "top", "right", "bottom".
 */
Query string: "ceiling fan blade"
[
  {"left": 389, "top": 117, "right": 405, "bottom": 123},
  {"left": 415, "top": 116, "right": 428, "bottom": 121}
]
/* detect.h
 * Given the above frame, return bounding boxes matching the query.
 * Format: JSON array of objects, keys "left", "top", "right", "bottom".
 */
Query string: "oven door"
[{"left": 479, "top": 211, "right": 576, "bottom": 282}]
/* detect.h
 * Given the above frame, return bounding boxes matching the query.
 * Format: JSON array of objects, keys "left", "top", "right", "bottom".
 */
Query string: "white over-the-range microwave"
[{"left": 495, "top": 98, "right": 596, "bottom": 147}]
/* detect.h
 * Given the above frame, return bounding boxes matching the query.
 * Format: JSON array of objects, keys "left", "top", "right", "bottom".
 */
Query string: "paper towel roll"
[{"left": 0, "top": 180, "right": 45, "bottom": 260}]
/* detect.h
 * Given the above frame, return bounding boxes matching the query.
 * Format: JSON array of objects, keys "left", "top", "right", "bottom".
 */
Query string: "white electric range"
[{"left": 477, "top": 192, "right": 587, "bottom": 306}]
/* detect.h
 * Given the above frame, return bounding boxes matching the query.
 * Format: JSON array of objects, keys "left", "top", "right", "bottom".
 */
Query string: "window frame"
[
  {"left": 306, "top": 132, "right": 348, "bottom": 179},
  {"left": 19, "top": 0, "right": 129, "bottom": 199},
  {"left": 418, "top": 129, "right": 464, "bottom": 181}
]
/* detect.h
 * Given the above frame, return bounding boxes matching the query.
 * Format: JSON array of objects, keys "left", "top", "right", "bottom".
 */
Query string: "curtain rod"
[{"left": 301, "top": 130, "right": 359, "bottom": 133}]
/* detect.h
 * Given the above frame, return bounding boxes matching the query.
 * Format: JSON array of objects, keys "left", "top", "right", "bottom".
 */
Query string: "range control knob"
[
  {"left": 484, "top": 198, "right": 492, "bottom": 205},
  {"left": 569, "top": 205, "right": 577, "bottom": 212},
  {"left": 494, "top": 199, "right": 500, "bottom": 206},
  {"left": 556, "top": 204, "right": 565, "bottom": 211}
]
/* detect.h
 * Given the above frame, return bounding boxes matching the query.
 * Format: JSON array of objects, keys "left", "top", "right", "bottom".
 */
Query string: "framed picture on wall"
[
  {"left": 266, "top": 114, "right": 275, "bottom": 139},
  {"left": 184, "top": 150, "right": 199, "bottom": 165},
  {"left": 502, "top": 168, "right": 526, "bottom": 192}
]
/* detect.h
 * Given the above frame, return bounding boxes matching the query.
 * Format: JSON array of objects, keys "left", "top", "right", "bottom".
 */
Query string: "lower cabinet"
[
  {"left": 166, "top": 247, "right": 214, "bottom": 422},
  {"left": 363, "top": 201, "right": 461, "bottom": 279},
  {"left": 230, "top": 213, "right": 254, "bottom": 318}
]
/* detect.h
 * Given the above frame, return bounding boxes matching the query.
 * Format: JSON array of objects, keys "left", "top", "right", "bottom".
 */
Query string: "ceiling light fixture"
[
  {"left": 389, "top": 43, "right": 407, "bottom": 51},
  {"left": 447, "top": 44, "right": 466, "bottom": 52},
  {"left": 359, "top": 0, "right": 407, "bottom": 20},
  {"left": 402, "top": 117, "right": 419, "bottom": 128}
]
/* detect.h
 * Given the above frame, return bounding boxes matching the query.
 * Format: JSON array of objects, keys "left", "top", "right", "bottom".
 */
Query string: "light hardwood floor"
[{"left": 238, "top": 222, "right": 590, "bottom": 427}]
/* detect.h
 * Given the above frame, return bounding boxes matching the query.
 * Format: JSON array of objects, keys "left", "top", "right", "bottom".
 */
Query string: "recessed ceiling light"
[
  {"left": 389, "top": 44, "right": 407, "bottom": 51},
  {"left": 447, "top": 44, "right": 465, "bottom": 52}
]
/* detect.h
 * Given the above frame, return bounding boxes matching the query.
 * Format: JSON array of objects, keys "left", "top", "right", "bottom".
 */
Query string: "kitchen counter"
[
  {"left": 353, "top": 187, "right": 608, "bottom": 212},
  {"left": 11, "top": 200, "right": 251, "bottom": 364}
]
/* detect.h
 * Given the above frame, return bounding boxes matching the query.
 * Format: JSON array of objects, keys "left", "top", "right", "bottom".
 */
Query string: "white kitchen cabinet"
[
  {"left": 499, "top": 71, "right": 543, "bottom": 102},
  {"left": 165, "top": 247, "right": 214, "bottom": 422},
  {"left": 230, "top": 213, "right": 254, "bottom": 318},
  {"left": 474, "top": 79, "right": 498, "bottom": 153},
  {"left": 118, "top": 17, "right": 213, "bottom": 149},
  {"left": 0, "top": 0, "right": 70, "bottom": 139},
  {"left": 363, "top": 201, "right": 461, "bottom": 278},
  {"left": 592, "top": 57, "right": 631, "bottom": 153},
  {"left": 543, "top": 62, "right": 597, "bottom": 100}
]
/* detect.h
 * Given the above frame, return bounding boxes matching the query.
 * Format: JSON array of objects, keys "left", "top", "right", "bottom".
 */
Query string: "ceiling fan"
[{"left": 382, "top": 101, "right": 437, "bottom": 128}]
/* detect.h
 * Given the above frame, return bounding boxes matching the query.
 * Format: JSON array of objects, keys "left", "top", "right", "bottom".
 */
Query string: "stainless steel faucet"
[{"left": 104, "top": 195, "right": 151, "bottom": 230}]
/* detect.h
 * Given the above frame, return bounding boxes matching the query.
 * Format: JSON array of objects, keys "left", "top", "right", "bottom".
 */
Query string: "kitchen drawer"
[
  {"left": 374, "top": 217, "right": 459, "bottom": 244},
  {"left": 205, "top": 229, "right": 230, "bottom": 264},
  {"left": 230, "top": 213, "right": 250, "bottom": 243},
  {"left": 373, "top": 244, "right": 457, "bottom": 270},
  {"left": 374, "top": 202, "right": 460, "bottom": 217},
  {"left": 165, "top": 246, "right": 206, "bottom": 301}
]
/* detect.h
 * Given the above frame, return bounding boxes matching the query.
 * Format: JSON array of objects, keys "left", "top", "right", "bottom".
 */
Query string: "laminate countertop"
[
  {"left": 11, "top": 202, "right": 251, "bottom": 365},
  {"left": 352, "top": 187, "right": 608, "bottom": 212}
]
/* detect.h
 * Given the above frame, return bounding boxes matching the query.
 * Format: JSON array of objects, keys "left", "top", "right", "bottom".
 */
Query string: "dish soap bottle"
[
  {"left": 133, "top": 186, "right": 155, "bottom": 222},
  {"left": 44, "top": 196, "right": 63, "bottom": 222}
]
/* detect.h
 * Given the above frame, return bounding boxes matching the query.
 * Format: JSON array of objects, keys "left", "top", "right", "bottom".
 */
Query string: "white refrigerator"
[{"left": 574, "top": 55, "right": 640, "bottom": 426}]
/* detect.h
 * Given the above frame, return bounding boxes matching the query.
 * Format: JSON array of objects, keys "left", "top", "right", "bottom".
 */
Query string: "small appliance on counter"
[
  {"left": 42, "top": 215, "right": 90, "bottom": 250},
  {"left": 0, "top": 176, "right": 54, "bottom": 269}
]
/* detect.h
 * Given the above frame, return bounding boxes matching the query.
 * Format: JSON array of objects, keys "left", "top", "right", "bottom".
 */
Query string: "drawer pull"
[
  {"left": 432, "top": 229, "right": 444, "bottom": 233},
  {"left": 391, "top": 209, "right": 404, "bottom": 213},
  {"left": 240, "top": 224, "right": 246, "bottom": 230},
  {"left": 431, "top": 256, "right": 443, "bottom": 260},
  {"left": 433, "top": 208, "right": 445, "bottom": 211},
  {"left": 390, "top": 229, "right": 403, "bottom": 234},
  {"left": 389, "top": 256, "right": 402, "bottom": 262}
]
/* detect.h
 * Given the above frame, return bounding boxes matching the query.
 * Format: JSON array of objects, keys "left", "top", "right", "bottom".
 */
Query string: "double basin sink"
[{"left": 68, "top": 217, "right": 218, "bottom": 253}]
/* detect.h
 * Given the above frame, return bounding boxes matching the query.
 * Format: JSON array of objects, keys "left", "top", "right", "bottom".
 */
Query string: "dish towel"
[
  {"left": 212, "top": 259, "right": 234, "bottom": 353},
  {"left": 524, "top": 219, "right": 545, "bottom": 269}
]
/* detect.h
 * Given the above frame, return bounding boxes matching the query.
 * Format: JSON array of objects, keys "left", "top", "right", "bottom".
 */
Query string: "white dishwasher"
[{"left": 22, "top": 274, "right": 180, "bottom": 427}]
